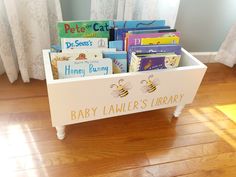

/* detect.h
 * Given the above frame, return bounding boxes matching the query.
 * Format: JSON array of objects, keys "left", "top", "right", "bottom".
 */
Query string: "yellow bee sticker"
[
  {"left": 141, "top": 75, "right": 159, "bottom": 93},
  {"left": 111, "top": 79, "right": 132, "bottom": 98}
]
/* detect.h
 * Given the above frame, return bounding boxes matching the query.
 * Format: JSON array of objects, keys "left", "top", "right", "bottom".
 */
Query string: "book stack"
[
  {"left": 108, "top": 20, "right": 181, "bottom": 72},
  {"left": 50, "top": 20, "right": 113, "bottom": 79},
  {"left": 50, "top": 20, "right": 182, "bottom": 79}
]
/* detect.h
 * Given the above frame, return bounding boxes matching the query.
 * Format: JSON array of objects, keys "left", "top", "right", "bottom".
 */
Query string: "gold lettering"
[
  {"left": 103, "top": 106, "right": 106, "bottom": 115},
  {"left": 157, "top": 97, "right": 163, "bottom": 106},
  {"left": 122, "top": 103, "right": 126, "bottom": 112},
  {"left": 71, "top": 111, "right": 77, "bottom": 120},
  {"left": 151, "top": 98, "right": 155, "bottom": 107},
  {"left": 163, "top": 96, "right": 168, "bottom": 104},
  {"left": 141, "top": 99, "right": 148, "bottom": 109},
  {"left": 91, "top": 107, "right": 97, "bottom": 116},
  {"left": 84, "top": 108, "right": 90, "bottom": 118},
  {"left": 133, "top": 100, "right": 139, "bottom": 110},
  {"left": 173, "top": 95, "right": 178, "bottom": 103},
  {"left": 167, "top": 96, "right": 173, "bottom": 104},
  {"left": 108, "top": 105, "right": 115, "bottom": 115},
  {"left": 78, "top": 110, "right": 84, "bottom": 119},
  {"left": 116, "top": 103, "right": 123, "bottom": 113}
]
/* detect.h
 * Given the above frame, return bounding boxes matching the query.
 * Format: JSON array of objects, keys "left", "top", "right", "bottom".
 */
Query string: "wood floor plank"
[
  {"left": 0, "top": 97, "right": 49, "bottom": 114},
  {"left": 93, "top": 151, "right": 236, "bottom": 177}
]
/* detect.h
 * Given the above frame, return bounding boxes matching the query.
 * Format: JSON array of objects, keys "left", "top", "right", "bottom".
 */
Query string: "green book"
[{"left": 57, "top": 20, "right": 110, "bottom": 38}]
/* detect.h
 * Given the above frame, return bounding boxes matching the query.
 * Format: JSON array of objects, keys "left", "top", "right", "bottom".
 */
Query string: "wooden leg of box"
[
  {"left": 173, "top": 104, "right": 185, "bottom": 118},
  {"left": 56, "top": 126, "right": 66, "bottom": 140}
]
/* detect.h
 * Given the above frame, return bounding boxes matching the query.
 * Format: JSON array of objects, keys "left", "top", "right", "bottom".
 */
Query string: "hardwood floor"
[{"left": 0, "top": 63, "right": 236, "bottom": 177}]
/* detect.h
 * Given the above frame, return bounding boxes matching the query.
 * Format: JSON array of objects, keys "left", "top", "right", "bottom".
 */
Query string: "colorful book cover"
[
  {"left": 109, "top": 20, "right": 165, "bottom": 29},
  {"left": 127, "top": 32, "right": 180, "bottom": 47},
  {"left": 50, "top": 51, "right": 103, "bottom": 79},
  {"left": 61, "top": 38, "right": 108, "bottom": 49},
  {"left": 130, "top": 53, "right": 180, "bottom": 72},
  {"left": 141, "top": 36, "right": 180, "bottom": 45},
  {"left": 127, "top": 45, "right": 182, "bottom": 64},
  {"left": 103, "top": 51, "right": 127, "bottom": 73},
  {"left": 115, "top": 26, "right": 170, "bottom": 40},
  {"left": 57, "top": 20, "right": 110, "bottom": 38},
  {"left": 57, "top": 59, "right": 113, "bottom": 79}
]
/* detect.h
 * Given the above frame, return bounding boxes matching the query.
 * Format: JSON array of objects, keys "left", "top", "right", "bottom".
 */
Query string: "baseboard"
[{"left": 190, "top": 52, "right": 217, "bottom": 63}]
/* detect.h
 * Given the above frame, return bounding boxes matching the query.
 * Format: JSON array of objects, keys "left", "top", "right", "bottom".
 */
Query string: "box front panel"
[{"left": 48, "top": 67, "right": 206, "bottom": 126}]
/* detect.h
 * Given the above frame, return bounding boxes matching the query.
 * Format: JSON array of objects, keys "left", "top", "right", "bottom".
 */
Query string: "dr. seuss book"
[
  {"left": 109, "top": 20, "right": 165, "bottom": 29},
  {"left": 61, "top": 38, "right": 108, "bottom": 49},
  {"left": 126, "top": 32, "right": 181, "bottom": 47},
  {"left": 141, "top": 36, "right": 180, "bottom": 45},
  {"left": 57, "top": 20, "right": 110, "bottom": 38},
  {"left": 57, "top": 59, "right": 112, "bottom": 79},
  {"left": 129, "top": 53, "right": 181, "bottom": 72},
  {"left": 103, "top": 51, "right": 127, "bottom": 74},
  {"left": 50, "top": 51, "right": 103, "bottom": 79},
  {"left": 128, "top": 45, "right": 182, "bottom": 64}
]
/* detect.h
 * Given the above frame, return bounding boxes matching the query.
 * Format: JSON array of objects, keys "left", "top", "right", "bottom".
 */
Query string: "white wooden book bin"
[{"left": 43, "top": 48, "right": 207, "bottom": 140}]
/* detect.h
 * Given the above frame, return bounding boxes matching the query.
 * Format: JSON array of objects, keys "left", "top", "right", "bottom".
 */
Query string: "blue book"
[
  {"left": 115, "top": 26, "right": 171, "bottom": 40},
  {"left": 109, "top": 40, "right": 123, "bottom": 51},
  {"left": 127, "top": 44, "right": 181, "bottom": 65},
  {"left": 128, "top": 29, "right": 176, "bottom": 34},
  {"left": 109, "top": 20, "right": 165, "bottom": 29},
  {"left": 103, "top": 51, "right": 127, "bottom": 73}
]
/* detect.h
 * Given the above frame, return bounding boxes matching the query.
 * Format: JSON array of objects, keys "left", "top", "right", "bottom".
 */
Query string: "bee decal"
[
  {"left": 140, "top": 75, "right": 159, "bottom": 93},
  {"left": 111, "top": 79, "right": 132, "bottom": 98}
]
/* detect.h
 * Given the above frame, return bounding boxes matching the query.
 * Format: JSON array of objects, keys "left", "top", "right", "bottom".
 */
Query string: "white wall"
[
  {"left": 175, "top": 0, "right": 236, "bottom": 52},
  {"left": 60, "top": 0, "right": 236, "bottom": 52}
]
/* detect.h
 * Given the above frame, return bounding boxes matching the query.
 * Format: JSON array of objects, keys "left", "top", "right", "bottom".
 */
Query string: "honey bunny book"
[{"left": 57, "top": 59, "right": 112, "bottom": 79}]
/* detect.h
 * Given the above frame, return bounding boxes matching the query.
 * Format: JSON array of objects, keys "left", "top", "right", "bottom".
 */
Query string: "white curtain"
[
  {"left": 215, "top": 24, "right": 236, "bottom": 67},
  {"left": 0, "top": 0, "right": 62, "bottom": 83},
  {"left": 90, "top": 0, "right": 180, "bottom": 28}
]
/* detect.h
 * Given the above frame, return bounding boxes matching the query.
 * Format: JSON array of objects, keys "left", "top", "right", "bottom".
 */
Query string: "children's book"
[
  {"left": 109, "top": 20, "right": 165, "bottom": 29},
  {"left": 50, "top": 51, "right": 103, "bottom": 79},
  {"left": 61, "top": 38, "right": 108, "bottom": 49},
  {"left": 57, "top": 59, "right": 113, "bottom": 79},
  {"left": 141, "top": 36, "right": 180, "bottom": 45},
  {"left": 115, "top": 26, "right": 170, "bottom": 40},
  {"left": 127, "top": 45, "right": 182, "bottom": 64},
  {"left": 129, "top": 53, "right": 181, "bottom": 72},
  {"left": 128, "top": 29, "right": 176, "bottom": 34},
  {"left": 103, "top": 51, "right": 127, "bottom": 73},
  {"left": 57, "top": 20, "right": 110, "bottom": 38},
  {"left": 127, "top": 32, "right": 180, "bottom": 47},
  {"left": 108, "top": 40, "right": 123, "bottom": 51}
]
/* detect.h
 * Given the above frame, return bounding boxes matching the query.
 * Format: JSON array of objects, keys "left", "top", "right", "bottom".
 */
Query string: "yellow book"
[{"left": 141, "top": 36, "right": 179, "bottom": 45}]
